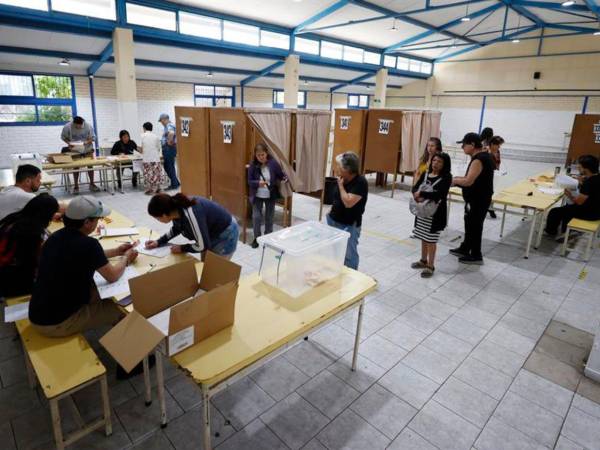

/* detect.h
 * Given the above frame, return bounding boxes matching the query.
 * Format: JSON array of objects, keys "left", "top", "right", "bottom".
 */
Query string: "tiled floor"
[{"left": 1, "top": 160, "right": 600, "bottom": 450}]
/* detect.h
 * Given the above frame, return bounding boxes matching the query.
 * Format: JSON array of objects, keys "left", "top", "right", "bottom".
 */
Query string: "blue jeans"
[
  {"left": 211, "top": 220, "right": 239, "bottom": 258},
  {"left": 326, "top": 214, "right": 361, "bottom": 270},
  {"left": 162, "top": 145, "right": 180, "bottom": 188}
]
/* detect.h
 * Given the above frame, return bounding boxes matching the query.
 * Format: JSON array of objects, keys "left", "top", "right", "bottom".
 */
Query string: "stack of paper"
[
  {"left": 94, "top": 266, "right": 139, "bottom": 298},
  {"left": 4, "top": 302, "right": 29, "bottom": 323},
  {"left": 101, "top": 227, "right": 139, "bottom": 238}
]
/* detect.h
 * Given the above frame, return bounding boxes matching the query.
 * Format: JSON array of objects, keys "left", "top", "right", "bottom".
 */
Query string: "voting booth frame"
[
  {"left": 567, "top": 113, "right": 600, "bottom": 166},
  {"left": 174, "top": 107, "right": 332, "bottom": 242},
  {"left": 331, "top": 108, "right": 442, "bottom": 197}
]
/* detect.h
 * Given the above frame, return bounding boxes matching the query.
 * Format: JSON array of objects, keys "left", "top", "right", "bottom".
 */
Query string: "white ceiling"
[
  {"left": 271, "top": 63, "right": 365, "bottom": 81},
  {"left": 0, "top": 52, "right": 90, "bottom": 74},
  {"left": 0, "top": 25, "right": 110, "bottom": 55}
]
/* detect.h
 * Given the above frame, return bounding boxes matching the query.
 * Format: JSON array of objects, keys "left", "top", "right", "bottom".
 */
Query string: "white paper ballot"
[
  {"left": 136, "top": 238, "right": 171, "bottom": 258},
  {"left": 538, "top": 186, "right": 563, "bottom": 196},
  {"left": 101, "top": 227, "right": 139, "bottom": 238},
  {"left": 4, "top": 302, "right": 29, "bottom": 323},
  {"left": 94, "top": 266, "right": 139, "bottom": 298},
  {"left": 168, "top": 326, "right": 194, "bottom": 356}
]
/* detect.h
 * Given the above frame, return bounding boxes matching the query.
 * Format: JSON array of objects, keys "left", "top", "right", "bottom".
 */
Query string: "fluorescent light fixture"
[
  {"left": 389, "top": 18, "right": 399, "bottom": 31},
  {"left": 206, "top": 71, "right": 213, "bottom": 78},
  {"left": 58, "top": 58, "right": 70, "bottom": 66},
  {"left": 594, "top": 31, "right": 600, "bottom": 36},
  {"left": 561, "top": 1, "right": 575, "bottom": 6},
  {"left": 461, "top": 16, "right": 471, "bottom": 22},
  {"left": 512, "top": 38, "right": 520, "bottom": 43}
]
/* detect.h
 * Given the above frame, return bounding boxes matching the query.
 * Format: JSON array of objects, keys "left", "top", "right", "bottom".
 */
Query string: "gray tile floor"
[{"left": 2, "top": 160, "right": 600, "bottom": 450}]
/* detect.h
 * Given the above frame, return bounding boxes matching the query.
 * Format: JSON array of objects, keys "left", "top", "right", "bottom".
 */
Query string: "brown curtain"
[
  {"left": 295, "top": 111, "right": 331, "bottom": 192},
  {"left": 400, "top": 111, "right": 423, "bottom": 172},
  {"left": 419, "top": 111, "right": 442, "bottom": 155}
]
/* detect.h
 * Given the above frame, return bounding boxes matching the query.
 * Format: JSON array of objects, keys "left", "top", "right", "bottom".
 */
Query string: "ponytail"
[{"left": 148, "top": 193, "right": 196, "bottom": 217}]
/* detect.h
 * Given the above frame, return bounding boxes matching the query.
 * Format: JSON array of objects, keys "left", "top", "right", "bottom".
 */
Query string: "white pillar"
[
  {"left": 373, "top": 68, "right": 388, "bottom": 108},
  {"left": 424, "top": 77, "right": 434, "bottom": 108},
  {"left": 283, "top": 55, "right": 300, "bottom": 109},
  {"left": 113, "top": 28, "right": 139, "bottom": 136}
]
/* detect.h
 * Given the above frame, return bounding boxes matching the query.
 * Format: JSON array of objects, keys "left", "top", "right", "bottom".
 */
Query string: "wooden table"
[
  {"left": 173, "top": 268, "right": 377, "bottom": 450},
  {"left": 43, "top": 157, "right": 116, "bottom": 194},
  {"left": 0, "top": 168, "right": 55, "bottom": 192},
  {"left": 449, "top": 171, "right": 565, "bottom": 258},
  {"left": 105, "top": 155, "right": 143, "bottom": 193}
]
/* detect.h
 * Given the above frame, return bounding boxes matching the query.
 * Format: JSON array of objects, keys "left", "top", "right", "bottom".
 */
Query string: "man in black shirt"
[
  {"left": 451, "top": 132, "right": 495, "bottom": 265},
  {"left": 327, "top": 152, "right": 368, "bottom": 270},
  {"left": 29, "top": 196, "right": 138, "bottom": 337},
  {"left": 545, "top": 154, "right": 600, "bottom": 237}
]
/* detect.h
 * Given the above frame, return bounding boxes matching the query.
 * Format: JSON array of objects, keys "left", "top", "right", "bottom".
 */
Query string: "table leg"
[
  {"left": 100, "top": 374, "right": 113, "bottom": 436},
  {"left": 351, "top": 301, "right": 365, "bottom": 371},
  {"left": 391, "top": 172, "right": 398, "bottom": 198},
  {"left": 499, "top": 204, "right": 508, "bottom": 238},
  {"left": 447, "top": 192, "right": 452, "bottom": 222},
  {"left": 524, "top": 211, "right": 538, "bottom": 259},
  {"left": 143, "top": 355, "right": 152, "bottom": 406},
  {"left": 202, "top": 384, "right": 212, "bottom": 450},
  {"left": 50, "top": 398, "right": 65, "bottom": 450},
  {"left": 534, "top": 209, "right": 547, "bottom": 249},
  {"left": 155, "top": 350, "right": 167, "bottom": 428}
]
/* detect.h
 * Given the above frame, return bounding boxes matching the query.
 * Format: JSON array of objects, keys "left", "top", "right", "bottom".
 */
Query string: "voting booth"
[
  {"left": 331, "top": 109, "right": 368, "bottom": 174},
  {"left": 567, "top": 113, "right": 600, "bottom": 166}
]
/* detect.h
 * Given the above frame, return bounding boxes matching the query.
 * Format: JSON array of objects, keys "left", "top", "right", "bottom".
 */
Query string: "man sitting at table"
[
  {"left": 61, "top": 116, "right": 100, "bottom": 193},
  {"left": 545, "top": 154, "right": 600, "bottom": 238},
  {"left": 29, "top": 196, "right": 138, "bottom": 338}
]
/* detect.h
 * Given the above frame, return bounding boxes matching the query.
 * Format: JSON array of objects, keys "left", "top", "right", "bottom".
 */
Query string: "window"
[
  {"left": 383, "top": 55, "right": 396, "bottom": 68},
  {"left": 420, "top": 62, "right": 432, "bottom": 74},
  {"left": 409, "top": 59, "right": 422, "bottom": 73},
  {"left": 126, "top": 3, "right": 176, "bottom": 31},
  {"left": 343, "top": 46, "right": 364, "bottom": 63},
  {"left": 180, "top": 13, "right": 222, "bottom": 40},
  {"left": 272, "top": 90, "right": 306, "bottom": 108},
  {"left": 0, "top": 73, "right": 76, "bottom": 125},
  {"left": 52, "top": 0, "right": 116, "bottom": 20},
  {"left": 0, "top": 0, "right": 47, "bottom": 11},
  {"left": 396, "top": 57, "right": 409, "bottom": 71},
  {"left": 294, "top": 37, "right": 319, "bottom": 55},
  {"left": 364, "top": 51, "right": 381, "bottom": 65},
  {"left": 260, "top": 30, "right": 289, "bottom": 49},
  {"left": 194, "top": 84, "right": 234, "bottom": 107},
  {"left": 320, "top": 41, "right": 343, "bottom": 60},
  {"left": 223, "top": 21, "right": 259, "bottom": 46},
  {"left": 348, "top": 94, "right": 369, "bottom": 109}
]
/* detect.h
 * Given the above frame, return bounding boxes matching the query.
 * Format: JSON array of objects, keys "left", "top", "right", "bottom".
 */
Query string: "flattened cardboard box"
[
  {"left": 100, "top": 252, "right": 241, "bottom": 373},
  {"left": 47, "top": 153, "right": 74, "bottom": 164}
]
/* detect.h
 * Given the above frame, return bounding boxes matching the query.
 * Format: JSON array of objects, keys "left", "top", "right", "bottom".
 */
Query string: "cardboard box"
[
  {"left": 100, "top": 252, "right": 241, "bottom": 373},
  {"left": 47, "top": 153, "right": 74, "bottom": 164}
]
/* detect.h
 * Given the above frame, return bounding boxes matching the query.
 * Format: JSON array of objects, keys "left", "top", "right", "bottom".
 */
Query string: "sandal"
[
  {"left": 421, "top": 266, "right": 435, "bottom": 278},
  {"left": 411, "top": 260, "right": 428, "bottom": 269}
]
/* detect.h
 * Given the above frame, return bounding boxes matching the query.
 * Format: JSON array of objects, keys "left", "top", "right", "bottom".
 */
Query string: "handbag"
[
  {"left": 409, "top": 172, "right": 442, "bottom": 218},
  {"left": 277, "top": 178, "right": 293, "bottom": 198}
]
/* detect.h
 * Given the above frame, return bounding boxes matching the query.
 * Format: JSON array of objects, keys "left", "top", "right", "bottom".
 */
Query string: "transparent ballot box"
[{"left": 257, "top": 221, "right": 350, "bottom": 297}]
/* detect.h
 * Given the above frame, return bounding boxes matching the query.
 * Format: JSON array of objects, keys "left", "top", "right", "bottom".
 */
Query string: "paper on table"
[
  {"left": 101, "top": 227, "right": 139, "bottom": 237},
  {"left": 136, "top": 238, "right": 171, "bottom": 258},
  {"left": 94, "top": 266, "right": 139, "bottom": 298},
  {"left": 538, "top": 186, "right": 563, "bottom": 196},
  {"left": 4, "top": 302, "right": 29, "bottom": 323}
]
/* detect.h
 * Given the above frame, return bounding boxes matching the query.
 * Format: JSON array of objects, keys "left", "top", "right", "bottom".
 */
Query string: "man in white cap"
[
  {"left": 29, "top": 196, "right": 138, "bottom": 338},
  {"left": 158, "top": 113, "right": 180, "bottom": 190}
]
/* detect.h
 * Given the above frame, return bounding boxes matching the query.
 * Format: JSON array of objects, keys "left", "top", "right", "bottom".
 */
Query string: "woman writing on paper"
[
  {"left": 247, "top": 143, "right": 287, "bottom": 249},
  {"left": 111, "top": 130, "right": 139, "bottom": 189},
  {"left": 145, "top": 193, "right": 239, "bottom": 260},
  {"left": 0, "top": 194, "right": 59, "bottom": 297}
]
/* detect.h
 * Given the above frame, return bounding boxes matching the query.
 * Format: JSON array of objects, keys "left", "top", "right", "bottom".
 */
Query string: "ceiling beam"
[
  {"left": 330, "top": 73, "right": 373, "bottom": 92},
  {"left": 498, "top": 0, "right": 545, "bottom": 26},
  {"left": 87, "top": 42, "right": 113, "bottom": 76},
  {"left": 293, "top": 0, "right": 349, "bottom": 34},
  {"left": 384, "top": 3, "right": 503, "bottom": 53},
  {"left": 240, "top": 61, "right": 284, "bottom": 86},
  {"left": 582, "top": 0, "right": 600, "bottom": 20},
  {"left": 510, "top": 1, "right": 589, "bottom": 12}
]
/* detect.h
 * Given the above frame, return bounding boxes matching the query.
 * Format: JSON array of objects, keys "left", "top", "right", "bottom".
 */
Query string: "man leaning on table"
[
  {"left": 61, "top": 116, "right": 100, "bottom": 193},
  {"left": 28, "top": 196, "right": 138, "bottom": 338}
]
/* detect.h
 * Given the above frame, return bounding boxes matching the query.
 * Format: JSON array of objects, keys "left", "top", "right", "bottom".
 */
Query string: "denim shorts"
[{"left": 211, "top": 220, "right": 239, "bottom": 257}]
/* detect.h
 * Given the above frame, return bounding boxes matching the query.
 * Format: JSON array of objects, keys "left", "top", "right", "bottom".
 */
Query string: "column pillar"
[
  {"left": 113, "top": 27, "right": 138, "bottom": 136},
  {"left": 283, "top": 55, "right": 300, "bottom": 109},
  {"left": 373, "top": 68, "right": 388, "bottom": 108},
  {"left": 424, "top": 77, "right": 434, "bottom": 108}
]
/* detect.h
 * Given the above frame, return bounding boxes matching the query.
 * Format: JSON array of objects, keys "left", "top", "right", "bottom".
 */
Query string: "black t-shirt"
[
  {"left": 580, "top": 174, "right": 600, "bottom": 218},
  {"left": 329, "top": 175, "right": 368, "bottom": 227},
  {"left": 29, "top": 228, "right": 108, "bottom": 326},
  {"left": 462, "top": 152, "right": 494, "bottom": 204}
]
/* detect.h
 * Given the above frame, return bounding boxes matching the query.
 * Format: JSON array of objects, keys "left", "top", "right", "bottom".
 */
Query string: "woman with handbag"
[
  {"left": 410, "top": 152, "right": 452, "bottom": 278},
  {"left": 247, "top": 143, "right": 287, "bottom": 249}
]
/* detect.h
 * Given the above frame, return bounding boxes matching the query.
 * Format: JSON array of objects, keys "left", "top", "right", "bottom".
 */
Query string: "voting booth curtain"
[
  {"left": 295, "top": 111, "right": 331, "bottom": 193},
  {"left": 400, "top": 111, "right": 423, "bottom": 173},
  {"left": 420, "top": 111, "right": 442, "bottom": 155}
]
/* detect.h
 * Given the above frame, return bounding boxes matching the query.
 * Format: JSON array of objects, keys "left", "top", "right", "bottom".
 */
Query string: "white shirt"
[
  {"left": 140, "top": 131, "right": 161, "bottom": 163},
  {"left": 0, "top": 185, "right": 36, "bottom": 221},
  {"left": 256, "top": 165, "right": 271, "bottom": 199}
]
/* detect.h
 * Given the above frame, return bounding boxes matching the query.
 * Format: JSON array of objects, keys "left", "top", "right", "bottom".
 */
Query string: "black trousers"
[
  {"left": 459, "top": 200, "right": 490, "bottom": 258},
  {"left": 545, "top": 204, "right": 598, "bottom": 234}
]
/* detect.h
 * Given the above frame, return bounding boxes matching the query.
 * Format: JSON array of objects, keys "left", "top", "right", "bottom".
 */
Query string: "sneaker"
[
  {"left": 116, "top": 355, "right": 156, "bottom": 380},
  {"left": 411, "top": 260, "right": 428, "bottom": 269},
  {"left": 251, "top": 239, "right": 259, "bottom": 249},
  {"left": 458, "top": 255, "right": 484, "bottom": 265},
  {"left": 89, "top": 184, "right": 101, "bottom": 192},
  {"left": 421, "top": 267, "right": 435, "bottom": 278},
  {"left": 449, "top": 247, "right": 469, "bottom": 257}
]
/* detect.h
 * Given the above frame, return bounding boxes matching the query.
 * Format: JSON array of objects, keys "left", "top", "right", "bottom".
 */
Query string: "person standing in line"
[
  {"left": 60, "top": 116, "right": 99, "bottom": 193},
  {"left": 326, "top": 152, "right": 368, "bottom": 270},
  {"left": 451, "top": 132, "right": 495, "bottom": 265},
  {"left": 247, "top": 144, "right": 286, "bottom": 249},
  {"left": 411, "top": 152, "right": 452, "bottom": 278},
  {"left": 414, "top": 137, "right": 443, "bottom": 186},
  {"left": 158, "top": 113, "right": 180, "bottom": 190},
  {"left": 111, "top": 130, "right": 139, "bottom": 189},
  {"left": 479, "top": 127, "right": 496, "bottom": 218},
  {"left": 139, "top": 122, "right": 163, "bottom": 195},
  {"left": 488, "top": 136, "right": 504, "bottom": 173},
  {"left": 145, "top": 193, "right": 239, "bottom": 260}
]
